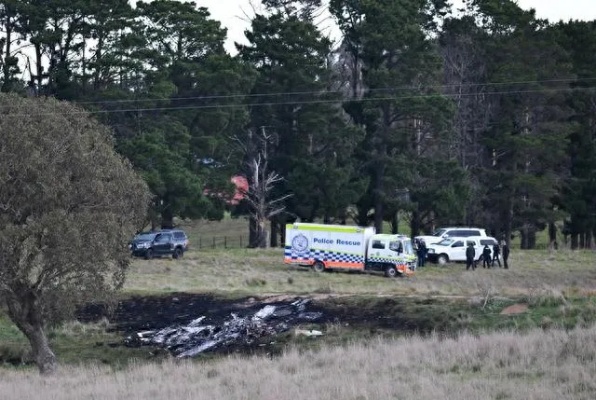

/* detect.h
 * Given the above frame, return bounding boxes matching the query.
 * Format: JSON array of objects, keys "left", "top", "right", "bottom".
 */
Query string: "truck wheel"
[
  {"left": 437, "top": 254, "right": 448, "bottom": 265},
  {"left": 385, "top": 265, "right": 398, "bottom": 278},
  {"left": 172, "top": 248, "right": 183, "bottom": 259},
  {"left": 312, "top": 261, "right": 325, "bottom": 273},
  {"left": 145, "top": 249, "right": 153, "bottom": 260}
]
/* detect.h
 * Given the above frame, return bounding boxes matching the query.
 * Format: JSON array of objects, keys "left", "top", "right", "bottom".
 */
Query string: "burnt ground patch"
[{"left": 77, "top": 293, "right": 459, "bottom": 337}]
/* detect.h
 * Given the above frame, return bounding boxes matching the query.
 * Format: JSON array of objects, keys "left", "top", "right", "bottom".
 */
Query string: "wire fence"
[{"left": 193, "top": 235, "right": 251, "bottom": 250}]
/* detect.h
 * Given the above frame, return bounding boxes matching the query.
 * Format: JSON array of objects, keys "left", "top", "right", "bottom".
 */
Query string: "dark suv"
[{"left": 129, "top": 229, "right": 189, "bottom": 260}]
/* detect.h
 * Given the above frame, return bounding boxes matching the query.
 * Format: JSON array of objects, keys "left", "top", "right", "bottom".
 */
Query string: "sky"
[{"left": 193, "top": 0, "right": 596, "bottom": 54}]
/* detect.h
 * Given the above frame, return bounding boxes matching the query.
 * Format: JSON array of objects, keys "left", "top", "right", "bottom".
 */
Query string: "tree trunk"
[
  {"left": 548, "top": 221, "right": 557, "bottom": 250},
  {"left": 160, "top": 207, "right": 174, "bottom": 229},
  {"left": 6, "top": 292, "right": 57, "bottom": 374},
  {"left": 248, "top": 215, "right": 258, "bottom": 248},
  {"left": 255, "top": 218, "right": 268, "bottom": 248},
  {"left": 280, "top": 222, "right": 287, "bottom": 247},
  {"left": 270, "top": 216, "right": 279, "bottom": 248},
  {"left": 390, "top": 212, "right": 398, "bottom": 234},
  {"left": 373, "top": 163, "right": 384, "bottom": 233},
  {"left": 571, "top": 233, "right": 579, "bottom": 250},
  {"left": 410, "top": 210, "right": 421, "bottom": 238}
]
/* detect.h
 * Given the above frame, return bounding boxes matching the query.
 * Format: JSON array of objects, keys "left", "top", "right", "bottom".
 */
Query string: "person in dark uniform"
[
  {"left": 465, "top": 242, "right": 476, "bottom": 271},
  {"left": 501, "top": 237, "right": 510, "bottom": 269},
  {"left": 418, "top": 239, "right": 427, "bottom": 268},
  {"left": 492, "top": 242, "right": 501, "bottom": 268},
  {"left": 482, "top": 244, "right": 492, "bottom": 268}
]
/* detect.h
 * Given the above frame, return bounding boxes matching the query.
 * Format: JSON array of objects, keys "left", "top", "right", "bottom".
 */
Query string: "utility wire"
[
  {"left": 42, "top": 77, "right": 596, "bottom": 108},
  {"left": 1, "top": 86, "right": 595, "bottom": 117}
]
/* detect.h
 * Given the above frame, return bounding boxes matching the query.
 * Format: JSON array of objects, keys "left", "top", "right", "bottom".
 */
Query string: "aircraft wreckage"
[{"left": 124, "top": 298, "right": 323, "bottom": 357}]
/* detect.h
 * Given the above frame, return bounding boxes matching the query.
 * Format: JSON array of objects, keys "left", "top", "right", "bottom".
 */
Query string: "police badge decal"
[{"left": 291, "top": 234, "right": 309, "bottom": 254}]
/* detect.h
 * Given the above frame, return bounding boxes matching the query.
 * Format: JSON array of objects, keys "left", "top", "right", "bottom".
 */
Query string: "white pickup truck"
[
  {"left": 425, "top": 236, "right": 498, "bottom": 265},
  {"left": 415, "top": 227, "right": 488, "bottom": 246}
]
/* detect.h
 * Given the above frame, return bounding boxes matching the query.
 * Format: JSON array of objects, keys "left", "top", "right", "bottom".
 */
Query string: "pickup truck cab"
[{"left": 426, "top": 235, "right": 497, "bottom": 265}]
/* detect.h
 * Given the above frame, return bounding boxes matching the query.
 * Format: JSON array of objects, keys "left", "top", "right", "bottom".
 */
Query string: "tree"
[
  {"left": 331, "top": 0, "right": 455, "bottom": 233},
  {"left": 240, "top": 0, "right": 361, "bottom": 245},
  {"left": 466, "top": 0, "right": 573, "bottom": 247},
  {"left": 0, "top": 0, "right": 24, "bottom": 92},
  {"left": 234, "top": 128, "right": 291, "bottom": 248},
  {"left": 555, "top": 20, "right": 596, "bottom": 249},
  {"left": 0, "top": 93, "right": 150, "bottom": 374}
]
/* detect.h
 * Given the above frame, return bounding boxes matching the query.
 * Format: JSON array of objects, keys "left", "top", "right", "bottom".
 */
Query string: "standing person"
[
  {"left": 501, "top": 237, "right": 510, "bottom": 269},
  {"left": 482, "top": 244, "right": 492, "bottom": 268},
  {"left": 465, "top": 242, "right": 476, "bottom": 271},
  {"left": 418, "top": 239, "right": 427, "bottom": 268},
  {"left": 492, "top": 241, "right": 501, "bottom": 268}
]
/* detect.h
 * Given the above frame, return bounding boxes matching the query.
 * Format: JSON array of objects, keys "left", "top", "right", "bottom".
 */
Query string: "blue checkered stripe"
[
  {"left": 368, "top": 256, "right": 407, "bottom": 264},
  {"left": 284, "top": 247, "right": 364, "bottom": 264}
]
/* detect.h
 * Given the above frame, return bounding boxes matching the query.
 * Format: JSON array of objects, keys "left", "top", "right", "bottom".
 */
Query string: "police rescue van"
[{"left": 284, "top": 223, "right": 415, "bottom": 277}]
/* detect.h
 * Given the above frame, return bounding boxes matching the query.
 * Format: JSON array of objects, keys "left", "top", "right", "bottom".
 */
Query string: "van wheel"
[
  {"left": 145, "top": 249, "right": 153, "bottom": 260},
  {"left": 385, "top": 265, "right": 398, "bottom": 278},
  {"left": 437, "top": 254, "right": 448, "bottom": 265},
  {"left": 312, "top": 261, "right": 325, "bottom": 273}
]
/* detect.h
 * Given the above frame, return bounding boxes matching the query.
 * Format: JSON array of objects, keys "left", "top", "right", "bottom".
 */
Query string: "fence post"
[{"left": 224, "top": 236, "right": 227, "bottom": 249}]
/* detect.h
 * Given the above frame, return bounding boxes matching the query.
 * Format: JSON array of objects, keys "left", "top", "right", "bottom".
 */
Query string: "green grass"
[
  {"left": 1, "top": 218, "right": 595, "bottom": 369},
  {"left": 124, "top": 246, "right": 596, "bottom": 298}
]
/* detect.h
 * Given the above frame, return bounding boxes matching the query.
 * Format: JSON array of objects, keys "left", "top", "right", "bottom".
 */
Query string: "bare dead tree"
[{"left": 233, "top": 127, "right": 291, "bottom": 248}]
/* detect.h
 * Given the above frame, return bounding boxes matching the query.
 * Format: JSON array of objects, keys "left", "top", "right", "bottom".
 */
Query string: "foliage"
[{"left": 0, "top": 93, "right": 150, "bottom": 373}]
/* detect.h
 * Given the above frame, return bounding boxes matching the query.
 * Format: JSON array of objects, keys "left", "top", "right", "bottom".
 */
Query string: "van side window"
[
  {"left": 452, "top": 241, "right": 464, "bottom": 248},
  {"left": 372, "top": 240, "right": 386, "bottom": 249}
]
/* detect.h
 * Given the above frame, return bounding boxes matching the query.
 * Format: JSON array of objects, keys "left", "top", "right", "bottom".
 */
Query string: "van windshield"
[{"left": 403, "top": 240, "right": 413, "bottom": 254}]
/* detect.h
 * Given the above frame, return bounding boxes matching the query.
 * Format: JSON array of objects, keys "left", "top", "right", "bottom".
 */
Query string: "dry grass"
[
  {"left": 3, "top": 324, "right": 596, "bottom": 400},
  {"left": 124, "top": 248, "right": 596, "bottom": 298}
]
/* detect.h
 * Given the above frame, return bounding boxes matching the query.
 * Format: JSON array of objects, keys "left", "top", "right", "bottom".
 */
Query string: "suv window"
[
  {"left": 446, "top": 229, "right": 479, "bottom": 237},
  {"left": 437, "top": 238, "right": 454, "bottom": 246},
  {"left": 480, "top": 239, "right": 496, "bottom": 246},
  {"left": 452, "top": 241, "right": 464, "bottom": 248},
  {"left": 173, "top": 231, "right": 186, "bottom": 240},
  {"left": 155, "top": 233, "right": 171, "bottom": 243}
]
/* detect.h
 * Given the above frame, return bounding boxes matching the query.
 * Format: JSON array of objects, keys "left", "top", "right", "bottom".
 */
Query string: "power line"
[
  {"left": 11, "top": 76, "right": 596, "bottom": 109},
  {"left": 1, "top": 86, "right": 595, "bottom": 117}
]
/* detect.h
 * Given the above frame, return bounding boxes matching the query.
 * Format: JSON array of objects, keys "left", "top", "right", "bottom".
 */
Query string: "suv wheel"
[
  {"left": 437, "top": 254, "right": 448, "bottom": 265},
  {"left": 173, "top": 248, "right": 183, "bottom": 259},
  {"left": 145, "top": 249, "right": 153, "bottom": 260}
]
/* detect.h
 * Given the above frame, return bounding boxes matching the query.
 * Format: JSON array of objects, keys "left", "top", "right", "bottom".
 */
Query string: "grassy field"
[
  {"left": 3, "top": 324, "right": 596, "bottom": 400},
  {"left": 124, "top": 247, "right": 596, "bottom": 298},
  {"left": 1, "top": 218, "right": 595, "bottom": 399}
]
